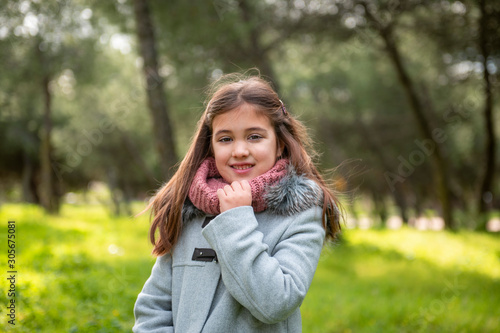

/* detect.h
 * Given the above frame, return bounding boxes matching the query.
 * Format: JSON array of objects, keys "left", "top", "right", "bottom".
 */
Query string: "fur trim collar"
[{"left": 182, "top": 165, "right": 323, "bottom": 222}]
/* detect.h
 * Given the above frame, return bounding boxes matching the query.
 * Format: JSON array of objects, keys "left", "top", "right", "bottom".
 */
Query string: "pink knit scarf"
[{"left": 189, "top": 157, "right": 289, "bottom": 215}]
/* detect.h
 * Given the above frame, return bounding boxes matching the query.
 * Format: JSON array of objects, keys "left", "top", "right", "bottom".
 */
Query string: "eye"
[
  {"left": 248, "top": 134, "right": 262, "bottom": 141},
  {"left": 218, "top": 137, "right": 232, "bottom": 143}
]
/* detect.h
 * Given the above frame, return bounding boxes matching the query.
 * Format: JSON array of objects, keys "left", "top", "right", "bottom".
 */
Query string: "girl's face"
[{"left": 211, "top": 104, "right": 282, "bottom": 183}]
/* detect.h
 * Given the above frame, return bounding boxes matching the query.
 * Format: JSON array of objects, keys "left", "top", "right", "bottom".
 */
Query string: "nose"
[{"left": 232, "top": 140, "right": 249, "bottom": 158}]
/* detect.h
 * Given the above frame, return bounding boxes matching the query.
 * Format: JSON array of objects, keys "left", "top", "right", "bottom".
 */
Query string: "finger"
[
  {"left": 231, "top": 181, "right": 244, "bottom": 191},
  {"left": 217, "top": 188, "right": 226, "bottom": 198},
  {"left": 224, "top": 184, "right": 233, "bottom": 194},
  {"left": 240, "top": 180, "right": 251, "bottom": 192}
]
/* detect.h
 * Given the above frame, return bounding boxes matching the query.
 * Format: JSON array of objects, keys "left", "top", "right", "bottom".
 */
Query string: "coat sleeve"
[
  {"left": 133, "top": 254, "right": 174, "bottom": 333},
  {"left": 201, "top": 206, "right": 325, "bottom": 324}
]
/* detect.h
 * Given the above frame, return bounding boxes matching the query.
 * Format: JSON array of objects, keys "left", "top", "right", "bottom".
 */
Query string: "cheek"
[
  {"left": 210, "top": 139, "right": 220, "bottom": 158},
  {"left": 213, "top": 151, "right": 226, "bottom": 174},
  {"left": 254, "top": 143, "right": 278, "bottom": 163},
  {"left": 212, "top": 143, "right": 229, "bottom": 162}
]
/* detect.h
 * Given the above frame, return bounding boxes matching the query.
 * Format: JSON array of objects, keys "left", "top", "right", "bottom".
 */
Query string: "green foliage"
[
  {"left": 1, "top": 204, "right": 499, "bottom": 332},
  {"left": 1, "top": 0, "right": 499, "bottom": 221}
]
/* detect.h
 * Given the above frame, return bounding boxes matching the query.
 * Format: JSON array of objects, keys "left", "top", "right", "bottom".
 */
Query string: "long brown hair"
[{"left": 146, "top": 73, "right": 342, "bottom": 256}]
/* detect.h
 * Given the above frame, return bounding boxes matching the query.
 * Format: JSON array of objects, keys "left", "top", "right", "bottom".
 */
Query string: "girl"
[{"left": 133, "top": 74, "right": 341, "bottom": 332}]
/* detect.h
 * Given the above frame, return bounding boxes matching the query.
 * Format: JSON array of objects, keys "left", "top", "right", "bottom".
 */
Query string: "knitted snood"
[{"left": 188, "top": 157, "right": 289, "bottom": 215}]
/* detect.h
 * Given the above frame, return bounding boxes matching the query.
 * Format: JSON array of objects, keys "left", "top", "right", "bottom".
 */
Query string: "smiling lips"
[{"left": 231, "top": 164, "right": 254, "bottom": 171}]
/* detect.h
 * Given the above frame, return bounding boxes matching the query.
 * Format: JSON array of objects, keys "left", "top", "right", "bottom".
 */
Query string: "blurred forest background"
[
  {"left": 1, "top": 0, "right": 500, "bottom": 230},
  {"left": 1, "top": 0, "right": 500, "bottom": 332}
]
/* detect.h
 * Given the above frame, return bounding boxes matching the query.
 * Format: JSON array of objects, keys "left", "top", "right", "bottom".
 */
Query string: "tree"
[
  {"left": 0, "top": 0, "right": 101, "bottom": 212},
  {"left": 37, "top": 36, "right": 59, "bottom": 213},
  {"left": 133, "top": 0, "right": 177, "bottom": 179},
  {"left": 477, "top": 0, "right": 498, "bottom": 215},
  {"left": 348, "top": 0, "right": 455, "bottom": 229}
]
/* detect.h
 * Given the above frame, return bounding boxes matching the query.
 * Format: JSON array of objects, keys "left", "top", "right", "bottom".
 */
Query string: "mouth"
[{"left": 231, "top": 164, "right": 254, "bottom": 170}]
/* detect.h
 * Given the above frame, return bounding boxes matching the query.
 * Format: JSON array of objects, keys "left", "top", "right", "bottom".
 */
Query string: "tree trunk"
[
  {"left": 39, "top": 73, "right": 59, "bottom": 213},
  {"left": 372, "top": 191, "right": 388, "bottom": 227},
  {"left": 107, "top": 166, "right": 121, "bottom": 216},
  {"left": 477, "top": 0, "right": 496, "bottom": 217},
  {"left": 133, "top": 0, "right": 177, "bottom": 179},
  {"left": 361, "top": 5, "right": 455, "bottom": 229},
  {"left": 22, "top": 149, "right": 39, "bottom": 204},
  {"left": 237, "top": 0, "right": 281, "bottom": 93},
  {"left": 385, "top": 30, "right": 453, "bottom": 229}
]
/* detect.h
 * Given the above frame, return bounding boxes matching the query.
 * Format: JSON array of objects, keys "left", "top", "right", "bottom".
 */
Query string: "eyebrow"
[{"left": 214, "top": 127, "right": 268, "bottom": 137}]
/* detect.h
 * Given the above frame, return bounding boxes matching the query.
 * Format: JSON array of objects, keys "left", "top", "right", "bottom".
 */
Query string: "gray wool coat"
[{"left": 133, "top": 168, "right": 326, "bottom": 333}]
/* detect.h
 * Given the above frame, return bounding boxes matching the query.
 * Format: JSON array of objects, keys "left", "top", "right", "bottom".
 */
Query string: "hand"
[{"left": 217, "top": 180, "right": 252, "bottom": 213}]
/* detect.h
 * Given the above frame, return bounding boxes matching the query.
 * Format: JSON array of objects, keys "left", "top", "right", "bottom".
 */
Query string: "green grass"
[
  {"left": 1, "top": 203, "right": 499, "bottom": 332},
  {"left": 302, "top": 229, "right": 500, "bottom": 332},
  {"left": 0, "top": 203, "right": 154, "bottom": 332}
]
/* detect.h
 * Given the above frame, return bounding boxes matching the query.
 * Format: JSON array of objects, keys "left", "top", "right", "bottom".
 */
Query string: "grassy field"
[{"left": 0, "top": 203, "right": 499, "bottom": 332}]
